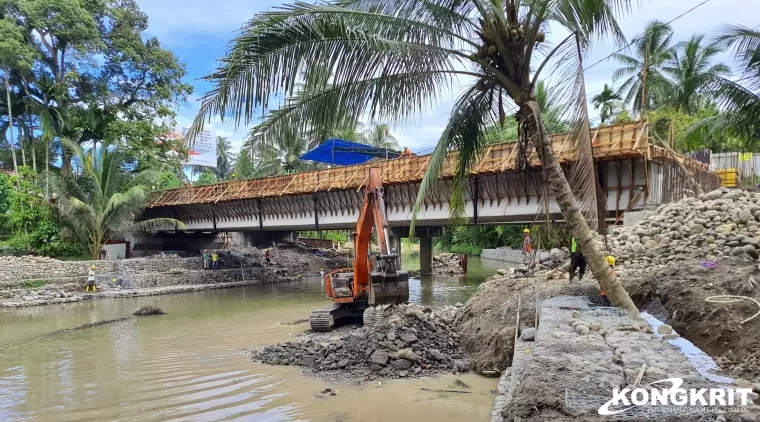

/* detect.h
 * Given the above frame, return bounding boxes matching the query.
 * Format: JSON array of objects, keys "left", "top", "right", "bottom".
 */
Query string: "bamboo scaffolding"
[{"left": 149, "top": 121, "right": 711, "bottom": 208}]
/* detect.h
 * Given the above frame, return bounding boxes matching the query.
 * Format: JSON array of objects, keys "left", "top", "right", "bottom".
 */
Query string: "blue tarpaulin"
[{"left": 299, "top": 139, "right": 399, "bottom": 165}]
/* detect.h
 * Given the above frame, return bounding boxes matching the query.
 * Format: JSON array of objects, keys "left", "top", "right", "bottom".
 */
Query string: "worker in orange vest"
[{"left": 399, "top": 147, "right": 412, "bottom": 158}]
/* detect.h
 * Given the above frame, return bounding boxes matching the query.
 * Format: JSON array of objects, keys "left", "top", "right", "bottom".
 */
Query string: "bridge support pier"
[{"left": 415, "top": 227, "right": 442, "bottom": 276}]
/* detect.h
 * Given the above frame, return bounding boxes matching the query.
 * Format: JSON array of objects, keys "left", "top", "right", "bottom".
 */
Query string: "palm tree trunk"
[
  {"left": 4, "top": 70, "right": 18, "bottom": 177},
  {"left": 523, "top": 100, "right": 639, "bottom": 316}
]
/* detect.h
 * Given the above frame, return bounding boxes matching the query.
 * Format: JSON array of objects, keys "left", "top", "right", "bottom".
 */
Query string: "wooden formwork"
[{"left": 149, "top": 121, "right": 711, "bottom": 208}]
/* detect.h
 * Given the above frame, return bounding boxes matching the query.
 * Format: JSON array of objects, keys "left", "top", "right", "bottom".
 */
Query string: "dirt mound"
[
  {"left": 454, "top": 274, "right": 601, "bottom": 373},
  {"left": 624, "top": 258, "right": 760, "bottom": 384},
  {"left": 251, "top": 303, "right": 468, "bottom": 382}
]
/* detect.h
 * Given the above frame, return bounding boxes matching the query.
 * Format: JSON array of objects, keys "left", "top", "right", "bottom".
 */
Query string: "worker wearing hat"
[
  {"left": 599, "top": 255, "right": 616, "bottom": 306},
  {"left": 521, "top": 228, "right": 533, "bottom": 259},
  {"left": 319, "top": 268, "right": 325, "bottom": 279},
  {"left": 86, "top": 264, "right": 97, "bottom": 292}
]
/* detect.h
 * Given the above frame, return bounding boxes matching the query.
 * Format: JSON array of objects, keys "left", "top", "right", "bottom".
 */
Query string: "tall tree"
[
  {"left": 663, "top": 35, "right": 730, "bottom": 115},
  {"left": 0, "top": 16, "right": 37, "bottom": 175},
  {"left": 591, "top": 84, "right": 622, "bottom": 123},
  {"left": 188, "top": 0, "right": 642, "bottom": 313},
  {"left": 52, "top": 138, "right": 184, "bottom": 260},
  {"left": 215, "top": 136, "right": 236, "bottom": 179},
  {"left": 614, "top": 20, "right": 676, "bottom": 113},
  {"left": 685, "top": 26, "right": 760, "bottom": 148},
  {"left": 363, "top": 123, "right": 400, "bottom": 150}
]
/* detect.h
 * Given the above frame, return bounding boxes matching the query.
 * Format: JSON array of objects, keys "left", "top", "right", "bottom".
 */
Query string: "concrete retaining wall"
[
  {"left": 0, "top": 255, "right": 257, "bottom": 285},
  {"left": 480, "top": 247, "right": 549, "bottom": 263}
]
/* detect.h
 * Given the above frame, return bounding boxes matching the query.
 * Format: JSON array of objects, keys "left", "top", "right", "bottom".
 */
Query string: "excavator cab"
[{"left": 310, "top": 167, "right": 409, "bottom": 331}]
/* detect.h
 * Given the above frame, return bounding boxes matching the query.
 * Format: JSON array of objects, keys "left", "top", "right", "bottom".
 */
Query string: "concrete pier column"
[
  {"left": 416, "top": 227, "right": 441, "bottom": 276},
  {"left": 420, "top": 234, "right": 433, "bottom": 275}
]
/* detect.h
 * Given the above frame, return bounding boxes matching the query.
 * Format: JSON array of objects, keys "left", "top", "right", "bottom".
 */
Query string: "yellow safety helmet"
[
  {"left": 320, "top": 268, "right": 324, "bottom": 271},
  {"left": 90, "top": 265, "right": 96, "bottom": 270},
  {"left": 606, "top": 255, "right": 616, "bottom": 266},
  {"left": 523, "top": 228, "right": 530, "bottom": 233}
]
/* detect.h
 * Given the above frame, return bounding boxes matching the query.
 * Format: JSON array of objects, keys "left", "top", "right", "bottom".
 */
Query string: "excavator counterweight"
[{"left": 309, "top": 167, "right": 409, "bottom": 332}]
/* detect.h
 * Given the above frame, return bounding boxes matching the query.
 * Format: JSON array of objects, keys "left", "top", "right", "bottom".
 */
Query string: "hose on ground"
[{"left": 705, "top": 295, "right": 760, "bottom": 324}]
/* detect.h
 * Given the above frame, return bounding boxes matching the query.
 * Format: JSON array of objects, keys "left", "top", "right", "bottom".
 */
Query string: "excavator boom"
[{"left": 310, "top": 167, "right": 409, "bottom": 331}]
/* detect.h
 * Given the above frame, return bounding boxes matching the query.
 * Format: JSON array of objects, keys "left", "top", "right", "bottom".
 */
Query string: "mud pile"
[
  {"left": 454, "top": 274, "right": 601, "bottom": 373},
  {"left": 251, "top": 303, "right": 469, "bottom": 381},
  {"left": 432, "top": 253, "right": 465, "bottom": 274},
  {"left": 609, "top": 187, "right": 760, "bottom": 276}
]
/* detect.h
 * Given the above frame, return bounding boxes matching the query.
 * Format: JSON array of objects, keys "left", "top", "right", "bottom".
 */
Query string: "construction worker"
[
  {"left": 86, "top": 265, "right": 97, "bottom": 292},
  {"left": 319, "top": 268, "right": 325, "bottom": 279},
  {"left": 211, "top": 251, "right": 219, "bottom": 271},
  {"left": 202, "top": 250, "right": 210, "bottom": 270},
  {"left": 569, "top": 237, "right": 586, "bottom": 282},
  {"left": 599, "top": 255, "right": 616, "bottom": 307},
  {"left": 265, "top": 248, "right": 271, "bottom": 265},
  {"left": 399, "top": 147, "right": 412, "bottom": 158},
  {"left": 521, "top": 228, "right": 533, "bottom": 265}
]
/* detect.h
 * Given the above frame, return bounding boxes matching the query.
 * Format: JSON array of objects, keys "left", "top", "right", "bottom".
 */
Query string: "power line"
[{"left": 582, "top": 0, "right": 714, "bottom": 73}]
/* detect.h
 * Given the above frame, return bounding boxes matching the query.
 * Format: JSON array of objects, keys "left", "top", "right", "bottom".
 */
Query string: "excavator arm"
[
  {"left": 351, "top": 167, "right": 404, "bottom": 304},
  {"left": 311, "top": 167, "right": 408, "bottom": 331}
]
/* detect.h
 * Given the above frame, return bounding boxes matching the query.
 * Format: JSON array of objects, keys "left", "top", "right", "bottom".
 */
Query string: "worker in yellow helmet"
[
  {"left": 599, "top": 255, "right": 616, "bottom": 307},
  {"left": 86, "top": 264, "right": 97, "bottom": 292}
]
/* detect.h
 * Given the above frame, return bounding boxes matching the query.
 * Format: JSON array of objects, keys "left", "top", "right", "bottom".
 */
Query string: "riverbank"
[{"left": 0, "top": 246, "right": 343, "bottom": 308}]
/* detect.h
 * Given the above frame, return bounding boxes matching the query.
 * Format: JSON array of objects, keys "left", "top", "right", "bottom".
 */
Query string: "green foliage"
[
  {"left": 299, "top": 231, "right": 350, "bottom": 244},
  {"left": 53, "top": 138, "right": 185, "bottom": 259},
  {"left": 0, "top": 167, "right": 86, "bottom": 258},
  {"left": 22, "top": 279, "right": 45, "bottom": 289},
  {"left": 436, "top": 224, "right": 570, "bottom": 255},
  {"left": 196, "top": 171, "right": 217, "bottom": 186},
  {"left": 591, "top": 84, "right": 622, "bottom": 124},
  {"left": 0, "top": 172, "right": 12, "bottom": 236},
  {"left": 215, "top": 136, "right": 236, "bottom": 179},
  {"left": 155, "top": 171, "right": 180, "bottom": 190}
]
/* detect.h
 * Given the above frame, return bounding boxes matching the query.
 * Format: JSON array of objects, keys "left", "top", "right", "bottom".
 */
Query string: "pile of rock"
[
  {"left": 251, "top": 303, "right": 469, "bottom": 381},
  {"left": 9, "top": 288, "right": 75, "bottom": 301},
  {"left": 608, "top": 188, "right": 760, "bottom": 274},
  {"left": 0, "top": 255, "right": 59, "bottom": 265},
  {"left": 432, "top": 253, "right": 465, "bottom": 274},
  {"left": 146, "top": 252, "right": 181, "bottom": 259}
]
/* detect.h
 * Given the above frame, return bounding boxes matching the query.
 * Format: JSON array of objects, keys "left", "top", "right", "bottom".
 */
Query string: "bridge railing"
[{"left": 149, "top": 121, "right": 706, "bottom": 207}]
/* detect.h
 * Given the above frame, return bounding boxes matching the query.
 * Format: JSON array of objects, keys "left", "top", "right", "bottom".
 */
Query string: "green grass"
[
  {"left": 439, "top": 244, "right": 483, "bottom": 256},
  {"left": 22, "top": 279, "right": 46, "bottom": 289}
]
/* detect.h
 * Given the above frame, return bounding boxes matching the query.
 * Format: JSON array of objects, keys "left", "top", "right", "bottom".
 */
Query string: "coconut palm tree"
[
  {"left": 592, "top": 84, "right": 622, "bottom": 123},
  {"left": 363, "top": 123, "right": 400, "bottom": 150},
  {"left": 52, "top": 138, "right": 184, "bottom": 259},
  {"left": 215, "top": 136, "right": 237, "bottom": 179},
  {"left": 188, "top": 0, "right": 640, "bottom": 313},
  {"left": 614, "top": 20, "right": 676, "bottom": 113},
  {"left": 663, "top": 35, "right": 730, "bottom": 115}
]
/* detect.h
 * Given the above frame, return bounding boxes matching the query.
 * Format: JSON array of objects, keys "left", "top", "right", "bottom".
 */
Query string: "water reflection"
[{"left": 0, "top": 255, "right": 504, "bottom": 422}]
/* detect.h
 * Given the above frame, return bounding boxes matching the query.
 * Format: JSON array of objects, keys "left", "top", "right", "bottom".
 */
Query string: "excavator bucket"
[{"left": 368, "top": 270, "right": 410, "bottom": 305}]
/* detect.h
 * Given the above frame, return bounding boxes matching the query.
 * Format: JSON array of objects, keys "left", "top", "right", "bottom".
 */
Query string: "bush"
[{"left": 22, "top": 279, "right": 46, "bottom": 289}]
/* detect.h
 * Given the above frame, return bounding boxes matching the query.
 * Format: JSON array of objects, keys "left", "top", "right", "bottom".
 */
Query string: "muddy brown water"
[{"left": 0, "top": 257, "right": 510, "bottom": 421}]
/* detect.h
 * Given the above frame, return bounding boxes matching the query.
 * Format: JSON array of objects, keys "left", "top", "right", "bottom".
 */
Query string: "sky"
[{"left": 135, "top": 0, "right": 760, "bottom": 156}]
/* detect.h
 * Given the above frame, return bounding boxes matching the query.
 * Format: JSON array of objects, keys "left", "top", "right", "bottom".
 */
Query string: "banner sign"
[{"left": 182, "top": 127, "right": 216, "bottom": 168}]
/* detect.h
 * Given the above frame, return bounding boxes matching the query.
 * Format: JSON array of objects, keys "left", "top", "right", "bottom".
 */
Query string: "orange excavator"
[{"left": 309, "top": 167, "right": 409, "bottom": 331}]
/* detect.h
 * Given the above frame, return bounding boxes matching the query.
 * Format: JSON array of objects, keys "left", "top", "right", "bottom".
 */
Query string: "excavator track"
[
  {"left": 309, "top": 305, "right": 338, "bottom": 332},
  {"left": 309, "top": 303, "right": 368, "bottom": 332}
]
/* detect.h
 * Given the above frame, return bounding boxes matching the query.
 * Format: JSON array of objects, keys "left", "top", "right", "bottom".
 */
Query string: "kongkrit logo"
[{"left": 599, "top": 378, "right": 754, "bottom": 416}]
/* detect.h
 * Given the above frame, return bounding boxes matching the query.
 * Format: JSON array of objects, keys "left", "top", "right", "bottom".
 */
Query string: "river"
[{"left": 0, "top": 256, "right": 508, "bottom": 421}]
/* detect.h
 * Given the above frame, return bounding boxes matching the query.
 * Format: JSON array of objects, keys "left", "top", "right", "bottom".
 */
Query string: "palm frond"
[{"left": 411, "top": 84, "right": 498, "bottom": 232}]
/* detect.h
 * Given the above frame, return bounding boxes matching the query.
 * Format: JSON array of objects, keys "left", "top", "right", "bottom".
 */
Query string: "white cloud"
[{"left": 142, "top": 0, "right": 760, "bottom": 157}]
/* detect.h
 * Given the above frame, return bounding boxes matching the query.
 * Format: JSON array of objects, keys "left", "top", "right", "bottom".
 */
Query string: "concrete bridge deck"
[{"left": 146, "top": 121, "right": 718, "bottom": 233}]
